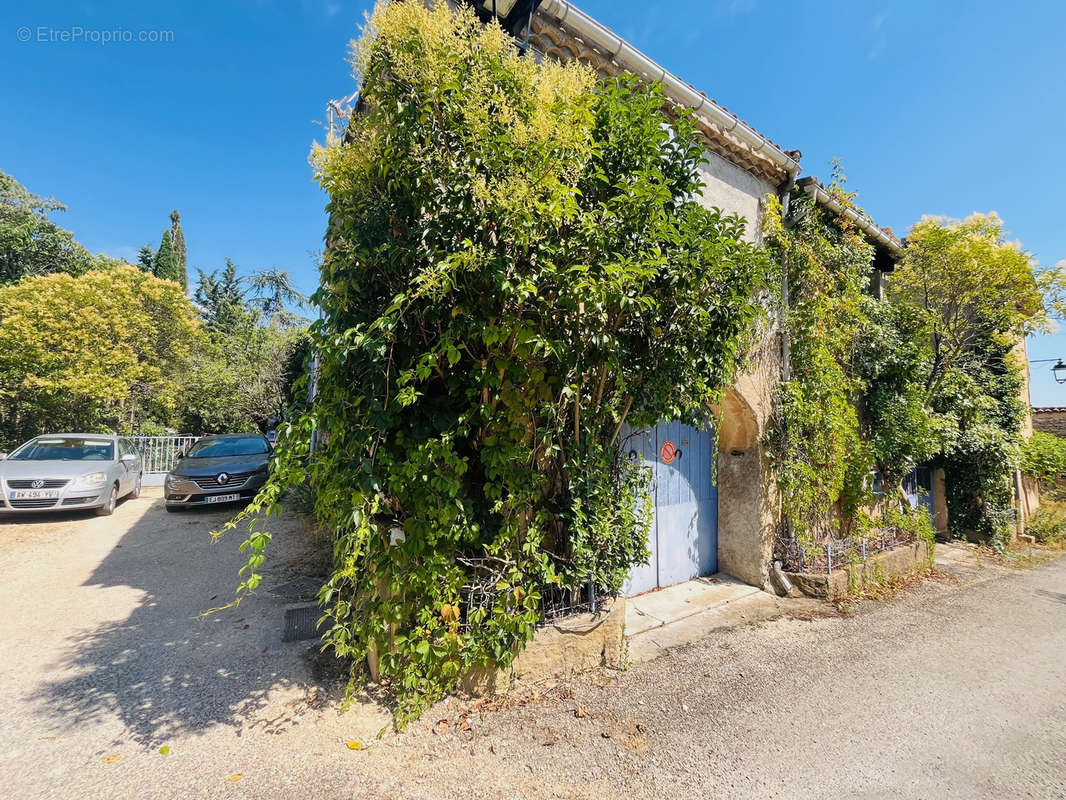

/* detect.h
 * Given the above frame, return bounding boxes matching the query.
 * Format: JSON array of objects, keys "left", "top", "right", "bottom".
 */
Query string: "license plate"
[
  {"left": 205, "top": 493, "right": 241, "bottom": 504},
  {"left": 10, "top": 489, "right": 60, "bottom": 500}
]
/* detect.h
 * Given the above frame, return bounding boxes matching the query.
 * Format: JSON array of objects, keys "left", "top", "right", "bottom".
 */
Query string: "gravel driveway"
[{"left": 2, "top": 499, "right": 1064, "bottom": 799}]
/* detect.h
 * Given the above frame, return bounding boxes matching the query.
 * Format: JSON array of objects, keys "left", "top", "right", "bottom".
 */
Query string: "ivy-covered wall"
[
  {"left": 224, "top": 2, "right": 770, "bottom": 723},
  {"left": 763, "top": 178, "right": 1048, "bottom": 555}
]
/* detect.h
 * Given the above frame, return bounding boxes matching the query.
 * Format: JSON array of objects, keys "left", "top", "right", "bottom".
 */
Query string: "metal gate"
[
  {"left": 623, "top": 420, "right": 717, "bottom": 596},
  {"left": 130, "top": 435, "right": 199, "bottom": 485}
]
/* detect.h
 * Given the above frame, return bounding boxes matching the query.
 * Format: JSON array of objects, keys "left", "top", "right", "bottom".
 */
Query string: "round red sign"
[{"left": 660, "top": 440, "right": 677, "bottom": 464}]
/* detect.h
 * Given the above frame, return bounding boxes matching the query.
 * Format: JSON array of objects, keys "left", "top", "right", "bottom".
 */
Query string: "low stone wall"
[
  {"left": 459, "top": 597, "right": 626, "bottom": 696},
  {"left": 785, "top": 540, "right": 932, "bottom": 600}
]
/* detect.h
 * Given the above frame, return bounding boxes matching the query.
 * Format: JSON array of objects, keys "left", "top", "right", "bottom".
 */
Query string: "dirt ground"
[{"left": 1, "top": 499, "right": 1064, "bottom": 800}]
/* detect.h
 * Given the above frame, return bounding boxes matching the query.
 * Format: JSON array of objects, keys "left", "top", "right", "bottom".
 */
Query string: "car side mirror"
[
  {"left": 175, "top": 452, "right": 183, "bottom": 460},
  {"left": 0, "top": 453, "right": 7, "bottom": 461},
  {"left": 121, "top": 453, "right": 138, "bottom": 462}
]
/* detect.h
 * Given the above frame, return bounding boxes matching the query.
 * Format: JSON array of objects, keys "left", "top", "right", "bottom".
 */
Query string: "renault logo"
[
  {"left": 216, "top": 473, "right": 229, "bottom": 485},
  {"left": 31, "top": 479, "right": 44, "bottom": 489}
]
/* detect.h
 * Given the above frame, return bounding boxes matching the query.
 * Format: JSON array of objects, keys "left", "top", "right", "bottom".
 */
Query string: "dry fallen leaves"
[
  {"left": 228, "top": 774, "right": 243, "bottom": 782},
  {"left": 345, "top": 740, "right": 363, "bottom": 751},
  {"left": 101, "top": 754, "right": 121, "bottom": 764}
]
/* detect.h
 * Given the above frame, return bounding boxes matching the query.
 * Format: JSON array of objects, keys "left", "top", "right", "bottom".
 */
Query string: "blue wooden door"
[
  {"left": 623, "top": 420, "right": 717, "bottom": 595},
  {"left": 903, "top": 466, "right": 935, "bottom": 519}
]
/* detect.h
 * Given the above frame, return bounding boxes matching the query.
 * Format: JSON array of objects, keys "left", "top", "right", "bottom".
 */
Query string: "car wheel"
[
  {"left": 130, "top": 472, "right": 142, "bottom": 499},
  {"left": 96, "top": 484, "right": 118, "bottom": 516}
]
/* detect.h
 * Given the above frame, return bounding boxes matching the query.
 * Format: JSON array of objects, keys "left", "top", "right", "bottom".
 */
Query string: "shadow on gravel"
[
  {"left": 33, "top": 501, "right": 319, "bottom": 746},
  {"left": 1035, "top": 588, "right": 1066, "bottom": 605},
  {"left": 0, "top": 508, "right": 102, "bottom": 525}
]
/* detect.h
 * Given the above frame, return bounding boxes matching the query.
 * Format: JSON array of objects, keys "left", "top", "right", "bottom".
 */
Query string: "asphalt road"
[{"left": 1, "top": 498, "right": 1064, "bottom": 799}]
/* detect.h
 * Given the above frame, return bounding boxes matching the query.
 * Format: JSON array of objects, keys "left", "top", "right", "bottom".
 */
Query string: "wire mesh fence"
[
  {"left": 129, "top": 435, "right": 199, "bottom": 474},
  {"left": 777, "top": 526, "right": 917, "bottom": 575}
]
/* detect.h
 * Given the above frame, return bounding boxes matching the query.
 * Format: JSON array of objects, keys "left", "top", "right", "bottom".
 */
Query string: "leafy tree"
[
  {"left": 153, "top": 229, "right": 179, "bottom": 284},
  {"left": 170, "top": 209, "right": 188, "bottom": 289},
  {"left": 245, "top": 267, "right": 307, "bottom": 328},
  {"left": 857, "top": 300, "right": 941, "bottom": 483},
  {"left": 137, "top": 244, "right": 155, "bottom": 273},
  {"left": 183, "top": 261, "right": 310, "bottom": 433},
  {"left": 893, "top": 214, "right": 1043, "bottom": 394},
  {"left": 0, "top": 169, "right": 96, "bottom": 284},
  {"left": 181, "top": 326, "right": 308, "bottom": 434},
  {"left": 194, "top": 259, "right": 255, "bottom": 333},
  {"left": 221, "top": 2, "right": 765, "bottom": 723},
  {"left": 1021, "top": 431, "right": 1066, "bottom": 486},
  {"left": 0, "top": 266, "right": 199, "bottom": 448},
  {"left": 890, "top": 214, "right": 1045, "bottom": 544}
]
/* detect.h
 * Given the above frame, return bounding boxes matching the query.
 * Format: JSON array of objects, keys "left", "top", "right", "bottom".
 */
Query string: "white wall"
[{"left": 696, "top": 149, "right": 776, "bottom": 243}]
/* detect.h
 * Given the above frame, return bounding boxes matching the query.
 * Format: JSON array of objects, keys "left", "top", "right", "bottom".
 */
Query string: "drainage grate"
[{"left": 282, "top": 604, "right": 322, "bottom": 642}]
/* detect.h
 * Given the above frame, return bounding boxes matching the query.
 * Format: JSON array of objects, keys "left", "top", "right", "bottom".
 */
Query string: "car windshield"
[
  {"left": 186, "top": 437, "right": 268, "bottom": 458},
  {"left": 11, "top": 438, "right": 115, "bottom": 461}
]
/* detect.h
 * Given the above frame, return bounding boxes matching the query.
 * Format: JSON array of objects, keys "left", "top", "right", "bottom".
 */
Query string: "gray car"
[
  {"left": 0, "top": 434, "right": 143, "bottom": 515},
  {"left": 164, "top": 434, "right": 271, "bottom": 511}
]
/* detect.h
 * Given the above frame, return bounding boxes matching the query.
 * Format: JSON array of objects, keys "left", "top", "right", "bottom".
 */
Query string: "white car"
[{"left": 0, "top": 434, "right": 143, "bottom": 515}]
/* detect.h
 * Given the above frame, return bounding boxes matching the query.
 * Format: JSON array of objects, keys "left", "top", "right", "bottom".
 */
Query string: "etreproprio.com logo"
[{"left": 16, "top": 25, "right": 175, "bottom": 44}]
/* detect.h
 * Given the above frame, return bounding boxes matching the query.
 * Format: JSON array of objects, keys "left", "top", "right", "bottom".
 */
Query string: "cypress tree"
[
  {"left": 153, "top": 230, "right": 178, "bottom": 283},
  {"left": 169, "top": 209, "right": 188, "bottom": 289}
]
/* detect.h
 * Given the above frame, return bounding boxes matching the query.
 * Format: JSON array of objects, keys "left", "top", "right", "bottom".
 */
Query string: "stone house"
[
  {"left": 390, "top": 1, "right": 1026, "bottom": 595},
  {"left": 499, "top": 0, "right": 906, "bottom": 593}
]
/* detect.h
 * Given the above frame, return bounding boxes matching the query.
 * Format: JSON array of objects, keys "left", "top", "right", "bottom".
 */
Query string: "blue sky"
[{"left": 3, "top": 0, "right": 1065, "bottom": 402}]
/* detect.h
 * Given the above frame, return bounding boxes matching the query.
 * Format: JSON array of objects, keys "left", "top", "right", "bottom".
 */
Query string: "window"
[
  {"left": 186, "top": 436, "right": 269, "bottom": 458},
  {"left": 12, "top": 437, "right": 115, "bottom": 461}
]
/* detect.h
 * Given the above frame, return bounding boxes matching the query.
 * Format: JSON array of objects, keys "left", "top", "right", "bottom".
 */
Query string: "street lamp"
[
  {"left": 1054, "top": 360, "right": 1066, "bottom": 384},
  {"left": 1030, "top": 358, "right": 1066, "bottom": 384}
]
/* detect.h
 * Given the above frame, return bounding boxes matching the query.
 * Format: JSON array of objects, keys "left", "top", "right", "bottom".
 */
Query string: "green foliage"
[
  {"left": 894, "top": 215, "right": 1038, "bottom": 544},
  {"left": 0, "top": 266, "right": 199, "bottom": 448},
  {"left": 856, "top": 301, "right": 941, "bottom": 483},
  {"left": 153, "top": 229, "right": 180, "bottom": 284},
  {"left": 767, "top": 194, "right": 1045, "bottom": 549},
  {"left": 183, "top": 263, "right": 309, "bottom": 433},
  {"left": 894, "top": 214, "right": 1044, "bottom": 366},
  {"left": 194, "top": 259, "right": 256, "bottom": 333},
  {"left": 1021, "top": 431, "right": 1066, "bottom": 485},
  {"left": 137, "top": 244, "right": 155, "bottom": 273},
  {"left": 1025, "top": 501, "right": 1066, "bottom": 546},
  {"left": 0, "top": 169, "right": 97, "bottom": 284},
  {"left": 169, "top": 210, "right": 188, "bottom": 290},
  {"left": 245, "top": 267, "right": 308, "bottom": 329},
  {"left": 223, "top": 1, "right": 764, "bottom": 724},
  {"left": 181, "top": 324, "right": 308, "bottom": 434},
  {"left": 762, "top": 186, "right": 876, "bottom": 539}
]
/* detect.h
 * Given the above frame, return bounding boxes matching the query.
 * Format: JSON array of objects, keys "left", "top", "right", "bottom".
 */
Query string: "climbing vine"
[
  {"left": 219, "top": 1, "right": 765, "bottom": 723},
  {"left": 762, "top": 180, "right": 876, "bottom": 543},
  {"left": 766, "top": 183, "right": 1047, "bottom": 551}
]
